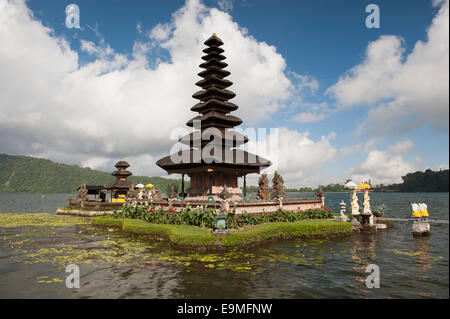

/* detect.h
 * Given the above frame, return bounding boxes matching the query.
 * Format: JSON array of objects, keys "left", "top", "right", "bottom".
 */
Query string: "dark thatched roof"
[
  {"left": 186, "top": 112, "right": 243, "bottom": 128},
  {"left": 204, "top": 34, "right": 224, "bottom": 46},
  {"left": 114, "top": 160, "right": 130, "bottom": 169},
  {"left": 191, "top": 99, "right": 238, "bottom": 113},
  {"left": 178, "top": 130, "right": 248, "bottom": 147},
  {"left": 104, "top": 179, "right": 133, "bottom": 190},
  {"left": 156, "top": 149, "right": 271, "bottom": 171}
]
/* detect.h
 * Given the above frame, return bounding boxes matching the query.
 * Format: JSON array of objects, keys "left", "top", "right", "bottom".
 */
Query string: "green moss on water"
[{"left": 0, "top": 213, "right": 90, "bottom": 228}]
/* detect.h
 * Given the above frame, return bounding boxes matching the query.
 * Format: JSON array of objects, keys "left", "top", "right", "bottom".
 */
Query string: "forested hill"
[
  {"left": 0, "top": 154, "right": 183, "bottom": 193},
  {"left": 383, "top": 169, "right": 449, "bottom": 192}
]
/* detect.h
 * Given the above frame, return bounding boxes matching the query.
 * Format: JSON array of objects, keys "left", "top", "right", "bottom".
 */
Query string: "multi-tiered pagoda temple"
[{"left": 157, "top": 34, "right": 271, "bottom": 199}]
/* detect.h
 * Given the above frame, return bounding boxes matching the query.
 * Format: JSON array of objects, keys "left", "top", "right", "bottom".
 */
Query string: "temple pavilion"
[
  {"left": 104, "top": 160, "right": 133, "bottom": 199},
  {"left": 157, "top": 34, "right": 271, "bottom": 199}
]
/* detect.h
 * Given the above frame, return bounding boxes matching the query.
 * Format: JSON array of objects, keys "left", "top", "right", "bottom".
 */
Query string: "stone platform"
[{"left": 61, "top": 197, "right": 323, "bottom": 216}]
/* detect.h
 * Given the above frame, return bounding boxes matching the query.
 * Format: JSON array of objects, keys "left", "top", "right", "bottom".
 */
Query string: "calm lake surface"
[{"left": 0, "top": 192, "right": 448, "bottom": 298}]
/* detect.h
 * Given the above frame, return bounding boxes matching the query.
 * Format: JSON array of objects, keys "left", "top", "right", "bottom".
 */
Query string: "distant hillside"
[{"left": 0, "top": 154, "right": 185, "bottom": 193}]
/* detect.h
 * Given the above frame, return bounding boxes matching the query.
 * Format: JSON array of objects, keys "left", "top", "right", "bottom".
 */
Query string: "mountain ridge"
[{"left": 0, "top": 154, "right": 184, "bottom": 193}]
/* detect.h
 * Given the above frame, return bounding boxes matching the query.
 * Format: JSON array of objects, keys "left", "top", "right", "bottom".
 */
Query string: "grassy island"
[{"left": 92, "top": 216, "right": 352, "bottom": 249}]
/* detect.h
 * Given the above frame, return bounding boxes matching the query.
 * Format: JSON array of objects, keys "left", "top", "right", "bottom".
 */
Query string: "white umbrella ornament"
[{"left": 344, "top": 181, "right": 358, "bottom": 189}]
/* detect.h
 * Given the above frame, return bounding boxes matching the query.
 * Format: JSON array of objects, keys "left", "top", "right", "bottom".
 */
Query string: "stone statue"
[
  {"left": 350, "top": 190, "right": 362, "bottom": 230},
  {"left": 315, "top": 187, "right": 325, "bottom": 205},
  {"left": 167, "top": 186, "right": 178, "bottom": 199},
  {"left": 333, "top": 200, "right": 349, "bottom": 222},
  {"left": 219, "top": 185, "right": 233, "bottom": 200},
  {"left": 99, "top": 190, "right": 106, "bottom": 202},
  {"left": 271, "top": 171, "right": 285, "bottom": 200},
  {"left": 126, "top": 185, "right": 136, "bottom": 200},
  {"left": 363, "top": 190, "right": 371, "bottom": 214},
  {"left": 257, "top": 173, "right": 270, "bottom": 200},
  {"left": 363, "top": 190, "right": 373, "bottom": 224},
  {"left": 153, "top": 186, "right": 162, "bottom": 201},
  {"left": 137, "top": 189, "right": 145, "bottom": 200},
  {"left": 77, "top": 184, "right": 88, "bottom": 203},
  {"left": 351, "top": 190, "right": 360, "bottom": 216}
]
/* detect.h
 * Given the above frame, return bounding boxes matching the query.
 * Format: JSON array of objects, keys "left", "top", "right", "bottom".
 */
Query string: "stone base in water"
[
  {"left": 56, "top": 208, "right": 113, "bottom": 217},
  {"left": 362, "top": 224, "right": 377, "bottom": 234}
]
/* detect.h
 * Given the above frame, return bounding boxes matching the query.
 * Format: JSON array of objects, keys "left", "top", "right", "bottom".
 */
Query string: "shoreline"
[{"left": 91, "top": 216, "right": 352, "bottom": 251}]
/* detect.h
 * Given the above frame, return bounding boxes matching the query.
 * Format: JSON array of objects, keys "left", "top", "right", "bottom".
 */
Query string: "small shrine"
[{"left": 104, "top": 160, "right": 133, "bottom": 200}]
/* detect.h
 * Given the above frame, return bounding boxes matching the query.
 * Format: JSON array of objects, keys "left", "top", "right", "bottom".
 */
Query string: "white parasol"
[{"left": 344, "top": 181, "right": 357, "bottom": 189}]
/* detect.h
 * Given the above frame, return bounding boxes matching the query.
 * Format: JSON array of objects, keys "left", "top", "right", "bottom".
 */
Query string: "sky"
[{"left": 0, "top": 0, "right": 448, "bottom": 187}]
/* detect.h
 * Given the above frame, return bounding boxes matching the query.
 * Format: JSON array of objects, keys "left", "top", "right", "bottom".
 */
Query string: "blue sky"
[{"left": 0, "top": 0, "right": 448, "bottom": 186}]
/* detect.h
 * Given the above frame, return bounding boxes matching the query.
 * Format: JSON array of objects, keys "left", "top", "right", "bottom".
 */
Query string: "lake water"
[{"left": 0, "top": 192, "right": 448, "bottom": 298}]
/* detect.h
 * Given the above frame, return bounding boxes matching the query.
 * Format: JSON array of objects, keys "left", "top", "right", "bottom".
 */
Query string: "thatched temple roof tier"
[
  {"left": 199, "top": 59, "right": 228, "bottom": 69},
  {"left": 201, "top": 52, "right": 226, "bottom": 61},
  {"left": 191, "top": 99, "right": 238, "bottom": 113},
  {"left": 202, "top": 45, "right": 224, "bottom": 54},
  {"left": 204, "top": 34, "right": 224, "bottom": 46},
  {"left": 112, "top": 170, "right": 132, "bottom": 178},
  {"left": 104, "top": 179, "right": 133, "bottom": 190},
  {"left": 186, "top": 111, "right": 243, "bottom": 128},
  {"left": 192, "top": 87, "right": 236, "bottom": 101},
  {"left": 195, "top": 76, "right": 232, "bottom": 89},
  {"left": 198, "top": 66, "right": 230, "bottom": 79},
  {"left": 156, "top": 148, "right": 271, "bottom": 174},
  {"left": 114, "top": 160, "right": 130, "bottom": 169},
  {"left": 178, "top": 130, "right": 249, "bottom": 147}
]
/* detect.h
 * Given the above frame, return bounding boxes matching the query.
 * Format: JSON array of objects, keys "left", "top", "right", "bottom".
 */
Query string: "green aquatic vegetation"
[
  {"left": 19, "top": 236, "right": 157, "bottom": 269},
  {"left": 37, "top": 278, "right": 63, "bottom": 284},
  {"left": 392, "top": 249, "right": 423, "bottom": 257},
  {"left": 0, "top": 213, "right": 90, "bottom": 228}
]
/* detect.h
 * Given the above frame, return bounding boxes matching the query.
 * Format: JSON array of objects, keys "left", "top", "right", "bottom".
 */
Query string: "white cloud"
[
  {"left": 136, "top": 21, "right": 143, "bottom": 34},
  {"left": 293, "top": 102, "right": 331, "bottom": 123},
  {"left": 347, "top": 147, "right": 418, "bottom": 185},
  {"left": 149, "top": 23, "right": 171, "bottom": 41},
  {"left": 217, "top": 0, "right": 234, "bottom": 12},
  {"left": 294, "top": 112, "right": 326, "bottom": 123},
  {"left": 242, "top": 127, "right": 338, "bottom": 187},
  {"left": 438, "top": 162, "right": 449, "bottom": 170},
  {"left": 364, "top": 137, "right": 382, "bottom": 152},
  {"left": 0, "top": 0, "right": 320, "bottom": 179},
  {"left": 337, "top": 144, "right": 362, "bottom": 158},
  {"left": 387, "top": 139, "right": 414, "bottom": 154},
  {"left": 327, "top": 0, "right": 449, "bottom": 136}
]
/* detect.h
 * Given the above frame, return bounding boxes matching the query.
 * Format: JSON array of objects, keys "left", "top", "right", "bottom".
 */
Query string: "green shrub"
[{"left": 113, "top": 205, "right": 333, "bottom": 229}]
